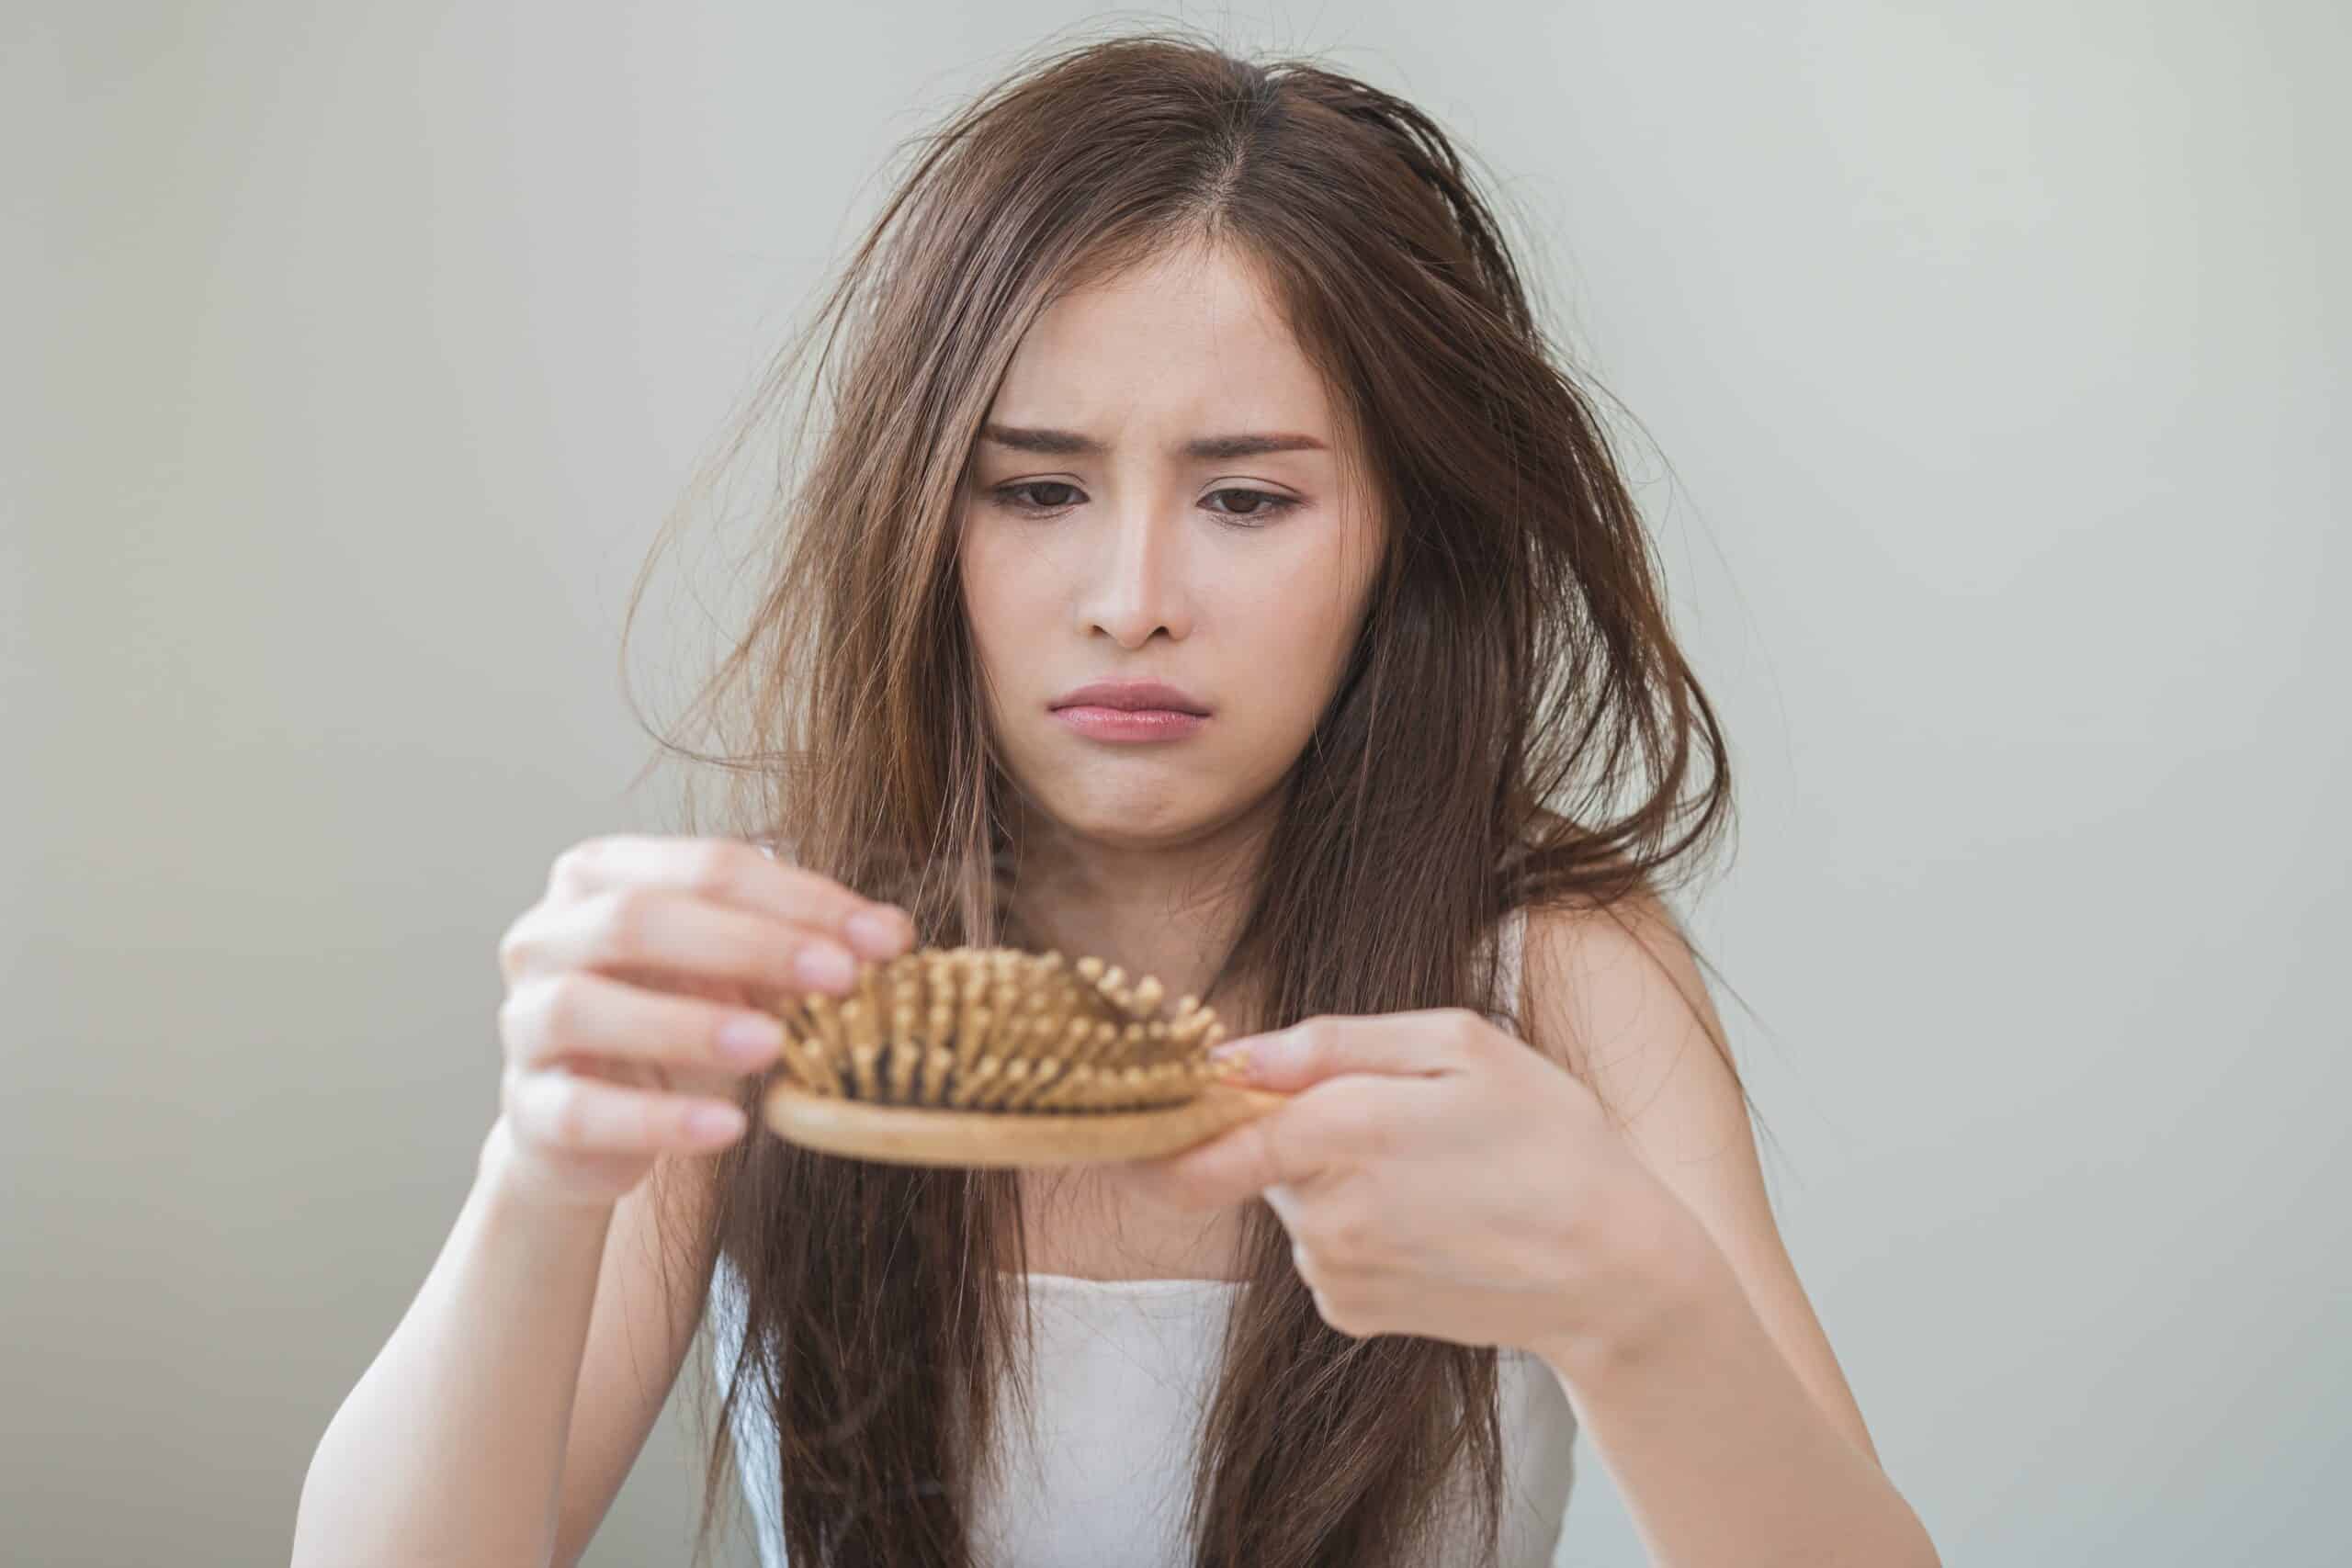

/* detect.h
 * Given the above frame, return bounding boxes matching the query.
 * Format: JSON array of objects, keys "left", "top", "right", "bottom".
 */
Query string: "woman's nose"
[{"left": 1080, "top": 502, "right": 1193, "bottom": 647}]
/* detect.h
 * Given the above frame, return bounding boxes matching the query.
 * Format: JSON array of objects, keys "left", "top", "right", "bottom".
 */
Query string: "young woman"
[{"left": 294, "top": 29, "right": 1939, "bottom": 1568}]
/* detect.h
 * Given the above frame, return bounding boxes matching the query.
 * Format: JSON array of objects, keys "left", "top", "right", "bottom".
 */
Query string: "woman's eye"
[
  {"left": 1204, "top": 488, "right": 1298, "bottom": 525},
  {"left": 993, "top": 480, "right": 1083, "bottom": 513}
]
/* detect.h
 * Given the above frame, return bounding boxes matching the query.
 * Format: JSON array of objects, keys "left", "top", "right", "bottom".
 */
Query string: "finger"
[
  {"left": 501, "top": 970, "right": 789, "bottom": 1073},
  {"left": 1130, "top": 1106, "right": 1306, "bottom": 1212},
  {"left": 505, "top": 886, "right": 868, "bottom": 996},
  {"left": 507, "top": 1066, "right": 748, "bottom": 1153},
  {"left": 1130, "top": 1075, "right": 1422, "bottom": 1212},
  {"left": 1214, "top": 1010, "right": 1476, "bottom": 1092},
  {"left": 546, "top": 835, "right": 914, "bottom": 959}
]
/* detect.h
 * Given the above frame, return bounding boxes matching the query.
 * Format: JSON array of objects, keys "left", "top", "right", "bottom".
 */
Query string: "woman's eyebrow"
[{"left": 978, "top": 424, "right": 1328, "bottom": 460}]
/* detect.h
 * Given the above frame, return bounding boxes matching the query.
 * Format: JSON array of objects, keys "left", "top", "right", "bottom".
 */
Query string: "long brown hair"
[{"left": 619, "top": 23, "right": 1756, "bottom": 1568}]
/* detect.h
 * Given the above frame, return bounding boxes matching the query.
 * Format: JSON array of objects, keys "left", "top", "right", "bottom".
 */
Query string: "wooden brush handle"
[{"left": 762, "top": 1081, "right": 1292, "bottom": 1169}]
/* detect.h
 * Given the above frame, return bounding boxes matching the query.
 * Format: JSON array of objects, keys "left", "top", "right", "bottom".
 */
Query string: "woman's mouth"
[{"left": 1050, "top": 706, "right": 1210, "bottom": 742}]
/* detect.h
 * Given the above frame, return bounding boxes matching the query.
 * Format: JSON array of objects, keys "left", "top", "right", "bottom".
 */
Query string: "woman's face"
[{"left": 958, "top": 243, "right": 1385, "bottom": 851}]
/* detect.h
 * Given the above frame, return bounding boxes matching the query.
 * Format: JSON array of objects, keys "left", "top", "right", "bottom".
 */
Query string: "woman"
[{"left": 294, "top": 28, "right": 1939, "bottom": 1568}]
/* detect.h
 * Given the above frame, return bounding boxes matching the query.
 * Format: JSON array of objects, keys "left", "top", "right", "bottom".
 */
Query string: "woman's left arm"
[{"left": 1129, "top": 896, "right": 1941, "bottom": 1568}]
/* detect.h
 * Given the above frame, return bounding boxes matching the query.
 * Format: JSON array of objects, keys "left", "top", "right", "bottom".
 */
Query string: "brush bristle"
[{"left": 763, "top": 946, "right": 1230, "bottom": 1112}]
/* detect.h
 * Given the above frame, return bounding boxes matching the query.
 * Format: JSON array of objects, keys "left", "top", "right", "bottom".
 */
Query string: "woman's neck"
[{"left": 1001, "top": 796, "right": 1277, "bottom": 1021}]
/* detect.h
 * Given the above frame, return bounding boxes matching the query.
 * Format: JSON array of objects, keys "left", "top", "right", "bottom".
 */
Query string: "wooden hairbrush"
[{"left": 757, "top": 945, "right": 1287, "bottom": 1168}]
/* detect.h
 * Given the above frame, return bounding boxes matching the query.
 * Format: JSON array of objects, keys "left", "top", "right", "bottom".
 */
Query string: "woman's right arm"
[
  {"left": 291, "top": 1122, "right": 698, "bottom": 1568},
  {"left": 290, "top": 835, "right": 913, "bottom": 1568}
]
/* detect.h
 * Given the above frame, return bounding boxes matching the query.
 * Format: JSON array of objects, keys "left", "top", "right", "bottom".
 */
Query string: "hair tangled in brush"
[{"left": 771, "top": 946, "right": 1227, "bottom": 1111}]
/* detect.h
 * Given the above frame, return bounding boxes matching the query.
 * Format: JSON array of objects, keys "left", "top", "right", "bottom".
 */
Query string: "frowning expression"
[{"left": 958, "top": 242, "right": 1386, "bottom": 847}]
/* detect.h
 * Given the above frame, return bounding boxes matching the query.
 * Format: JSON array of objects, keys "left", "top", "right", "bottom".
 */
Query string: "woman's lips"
[{"left": 1051, "top": 705, "right": 1209, "bottom": 741}]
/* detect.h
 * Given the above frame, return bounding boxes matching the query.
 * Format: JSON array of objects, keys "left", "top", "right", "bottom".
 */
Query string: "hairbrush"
[{"left": 756, "top": 945, "right": 1287, "bottom": 1168}]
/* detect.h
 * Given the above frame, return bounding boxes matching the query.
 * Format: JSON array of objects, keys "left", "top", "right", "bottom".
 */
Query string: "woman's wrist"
[
  {"left": 1531, "top": 1164, "right": 1733, "bottom": 1384},
  {"left": 475, "top": 1115, "right": 623, "bottom": 1224}
]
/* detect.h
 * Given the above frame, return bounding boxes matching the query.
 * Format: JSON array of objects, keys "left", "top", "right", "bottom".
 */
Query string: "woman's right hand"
[{"left": 489, "top": 833, "right": 914, "bottom": 1208}]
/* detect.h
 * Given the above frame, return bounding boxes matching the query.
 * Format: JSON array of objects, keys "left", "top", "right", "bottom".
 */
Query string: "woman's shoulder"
[{"left": 1510, "top": 886, "right": 1697, "bottom": 1057}]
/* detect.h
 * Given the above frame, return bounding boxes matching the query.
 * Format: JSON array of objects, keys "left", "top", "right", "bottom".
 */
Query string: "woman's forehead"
[{"left": 988, "top": 248, "right": 1337, "bottom": 448}]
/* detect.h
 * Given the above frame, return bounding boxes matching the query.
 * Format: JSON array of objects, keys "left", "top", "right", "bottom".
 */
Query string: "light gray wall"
[{"left": 6, "top": 4, "right": 2345, "bottom": 1564}]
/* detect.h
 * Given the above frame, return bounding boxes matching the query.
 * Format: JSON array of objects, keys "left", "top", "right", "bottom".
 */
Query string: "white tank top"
[{"left": 707, "top": 906, "right": 1577, "bottom": 1566}]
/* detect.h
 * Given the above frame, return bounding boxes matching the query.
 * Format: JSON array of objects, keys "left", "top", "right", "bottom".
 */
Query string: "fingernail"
[
  {"left": 845, "top": 908, "right": 908, "bottom": 958},
  {"left": 718, "top": 1013, "right": 784, "bottom": 1065},
  {"left": 795, "top": 942, "right": 857, "bottom": 989}
]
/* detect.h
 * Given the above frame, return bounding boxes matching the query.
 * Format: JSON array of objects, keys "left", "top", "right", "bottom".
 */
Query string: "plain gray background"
[{"left": 6, "top": 4, "right": 2346, "bottom": 1564}]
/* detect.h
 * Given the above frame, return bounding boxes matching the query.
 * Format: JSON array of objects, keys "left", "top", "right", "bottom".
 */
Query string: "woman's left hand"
[{"left": 1125, "top": 1009, "right": 1694, "bottom": 1362}]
